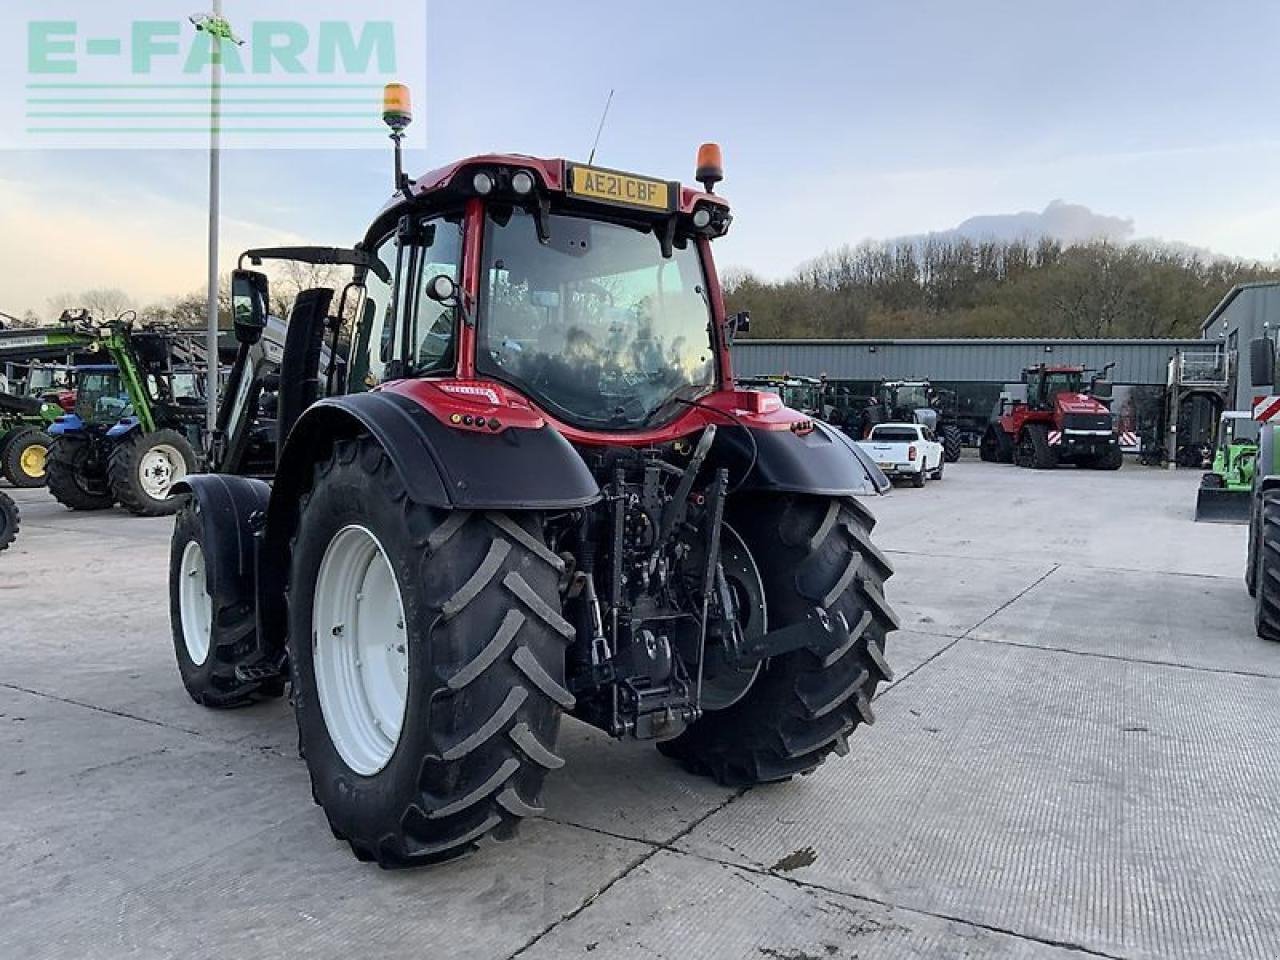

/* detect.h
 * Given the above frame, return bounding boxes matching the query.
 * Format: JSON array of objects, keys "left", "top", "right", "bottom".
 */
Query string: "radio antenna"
[{"left": 587, "top": 88, "right": 614, "bottom": 165}]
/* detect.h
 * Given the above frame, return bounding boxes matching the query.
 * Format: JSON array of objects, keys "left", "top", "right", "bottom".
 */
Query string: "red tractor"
[
  {"left": 979, "top": 363, "right": 1122, "bottom": 470},
  {"left": 167, "top": 87, "right": 898, "bottom": 868}
]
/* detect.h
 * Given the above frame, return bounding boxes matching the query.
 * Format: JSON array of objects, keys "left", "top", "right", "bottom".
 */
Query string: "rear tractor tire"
[
  {"left": 1255, "top": 490, "right": 1280, "bottom": 642},
  {"left": 659, "top": 495, "right": 898, "bottom": 785},
  {"left": 170, "top": 504, "right": 284, "bottom": 707},
  {"left": 289, "top": 437, "right": 571, "bottom": 867},
  {"left": 46, "top": 436, "right": 115, "bottom": 511},
  {"left": 2, "top": 428, "right": 51, "bottom": 488},
  {"left": 109, "top": 429, "right": 198, "bottom": 516},
  {"left": 0, "top": 491, "right": 18, "bottom": 552},
  {"left": 941, "top": 425, "right": 962, "bottom": 463}
]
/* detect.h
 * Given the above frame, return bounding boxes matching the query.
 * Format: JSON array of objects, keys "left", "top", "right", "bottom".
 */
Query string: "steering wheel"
[{"left": 597, "top": 364, "right": 649, "bottom": 418}]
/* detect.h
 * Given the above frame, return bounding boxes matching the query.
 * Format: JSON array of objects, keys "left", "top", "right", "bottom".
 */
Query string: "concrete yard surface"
[{"left": 1, "top": 458, "right": 1277, "bottom": 960}]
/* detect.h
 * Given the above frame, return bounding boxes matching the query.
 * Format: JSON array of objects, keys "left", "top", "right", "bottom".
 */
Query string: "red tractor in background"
[
  {"left": 166, "top": 86, "right": 898, "bottom": 868},
  {"left": 980, "top": 363, "right": 1122, "bottom": 470}
]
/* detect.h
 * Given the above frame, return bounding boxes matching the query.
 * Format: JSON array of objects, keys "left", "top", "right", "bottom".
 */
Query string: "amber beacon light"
[
  {"left": 696, "top": 142, "right": 724, "bottom": 193},
  {"left": 383, "top": 83, "right": 414, "bottom": 193},
  {"left": 383, "top": 83, "right": 413, "bottom": 131}
]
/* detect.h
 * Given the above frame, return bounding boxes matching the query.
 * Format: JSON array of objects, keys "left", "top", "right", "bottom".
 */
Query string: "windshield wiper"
[{"left": 639, "top": 384, "right": 708, "bottom": 427}]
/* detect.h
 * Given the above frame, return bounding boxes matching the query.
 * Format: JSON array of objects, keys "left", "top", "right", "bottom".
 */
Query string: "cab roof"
[{"left": 384, "top": 153, "right": 728, "bottom": 218}]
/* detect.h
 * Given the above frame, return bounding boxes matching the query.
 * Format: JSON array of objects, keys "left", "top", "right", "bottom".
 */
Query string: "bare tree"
[{"left": 268, "top": 261, "right": 342, "bottom": 319}]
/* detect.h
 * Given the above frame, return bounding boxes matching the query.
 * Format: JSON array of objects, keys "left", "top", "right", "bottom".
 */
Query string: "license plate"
[
  {"left": 567, "top": 164, "right": 672, "bottom": 211},
  {"left": 877, "top": 463, "right": 894, "bottom": 470}
]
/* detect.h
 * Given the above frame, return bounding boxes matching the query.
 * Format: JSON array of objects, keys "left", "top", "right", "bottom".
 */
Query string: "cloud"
[
  {"left": 924, "top": 199, "right": 1135, "bottom": 245},
  {"left": 0, "top": 175, "right": 307, "bottom": 319}
]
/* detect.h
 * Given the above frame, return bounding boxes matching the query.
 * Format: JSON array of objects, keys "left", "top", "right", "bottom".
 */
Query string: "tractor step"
[
  {"left": 1194, "top": 487, "right": 1251, "bottom": 525},
  {"left": 234, "top": 661, "right": 286, "bottom": 683}
]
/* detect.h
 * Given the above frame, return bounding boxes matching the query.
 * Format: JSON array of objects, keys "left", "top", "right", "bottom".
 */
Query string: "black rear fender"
[
  {"left": 711, "top": 421, "right": 890, "bottom": 497},
  {"left": 254, "top": 390, "right": 600, "bottom": 660}
]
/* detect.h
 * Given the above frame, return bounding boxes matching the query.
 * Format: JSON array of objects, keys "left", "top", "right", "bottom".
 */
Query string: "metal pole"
[{"left": 204, "top": 0, "right": 224, "bottom": 436}]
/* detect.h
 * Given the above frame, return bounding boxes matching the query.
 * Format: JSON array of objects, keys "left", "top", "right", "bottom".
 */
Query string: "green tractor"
[
  {"left": 0, "top": 392, "right": 59, "bottom": 488},
  {"left": 1244, "top": 336, "right": 1280, "bottom": 641},
  {"left": 1194, "top": 412, "right": 1257, "bottom": 524},
  {"left": 0, "top": 312, "right": 204, "bottom": 515}
]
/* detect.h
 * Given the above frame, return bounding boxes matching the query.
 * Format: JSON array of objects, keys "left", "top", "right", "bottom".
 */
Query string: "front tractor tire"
[
  {"left": 109, "top": 429, "right": 198, "bottom": 516},
  {"left": 2, "top": 428, "right": 51, "bottom": 488},
  {"left": 659, "top": 495, "right": 897, "bottom": 785},
  {"left": 289, "top": 438, "right": 571, "bottom": 867},
  {"left": 169, "top": 504, "right": 284, "bottom": 707},
  {"left": 46, "top": 436, "right": 115, "bottom": 511}
]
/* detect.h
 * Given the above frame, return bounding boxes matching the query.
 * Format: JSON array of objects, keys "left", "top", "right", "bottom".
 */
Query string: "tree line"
[
  {"left": 4, "top": 262, "right": 341, "bottom": 331},
  {"left": 724, "top": 237, "right": 1280, "bottom": 340}
]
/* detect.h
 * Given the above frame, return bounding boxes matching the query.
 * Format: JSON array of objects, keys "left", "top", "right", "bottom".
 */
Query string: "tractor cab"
[
  {"left": 1023, "top": 365, "right": 1086, "bottom": 411},
  {"left": 879, "top": 380, "right": 933, "bottom": 417},
  {"left": 68, "top": 365, "right": 129, "bottom": 427}
]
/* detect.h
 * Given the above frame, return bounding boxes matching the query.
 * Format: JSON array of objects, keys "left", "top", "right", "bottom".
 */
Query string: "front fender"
[
  {"left": 106, "top": 416, "right": 140, "bottom": 440},
  {"left": 170, "top": 474, "right": 272, "bottom": 607},
  {"left": 47, "top": 414, "right": 84, "bottom": 437}
]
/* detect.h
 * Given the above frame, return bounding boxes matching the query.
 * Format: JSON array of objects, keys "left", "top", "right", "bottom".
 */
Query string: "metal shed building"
[
  {"left": 730, "top": 338, "right": 1206, "bottom": 386},
  {"left": 1198, "top": 282, "right": 1280, "bottom": 410}
]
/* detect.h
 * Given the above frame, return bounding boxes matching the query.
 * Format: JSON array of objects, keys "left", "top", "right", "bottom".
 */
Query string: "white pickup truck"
[{"left": 857, "top": 423, "right": 945, "bottom": 487}]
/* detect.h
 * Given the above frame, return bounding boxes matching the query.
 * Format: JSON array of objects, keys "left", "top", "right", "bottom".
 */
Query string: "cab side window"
[{"left": 401, "top": 217, "right": 463, "bottom": 375}]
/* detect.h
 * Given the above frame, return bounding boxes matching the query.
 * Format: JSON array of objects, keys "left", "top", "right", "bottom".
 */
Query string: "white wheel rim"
[
  {"left": 312, "top": 525, "right": 409, "bottom": 776},
  {"left": 139, "top": 443, "right": 188, "bottom": 500},
  {"left": 179, "top": 540, "right": 213, "bottom": 666}
]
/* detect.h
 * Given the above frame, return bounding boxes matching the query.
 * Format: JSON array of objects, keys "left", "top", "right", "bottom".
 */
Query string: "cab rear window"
[{"left": 870, "top": 427, "right": 919, "bottom": 442}]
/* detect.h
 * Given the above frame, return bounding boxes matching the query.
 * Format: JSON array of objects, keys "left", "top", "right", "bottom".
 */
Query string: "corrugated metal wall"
[
  {"left": 1200, "top": 283, "right": 1280, "bottom": 343},
  {"left": 729, "top": 338, "right": 1207, "bottom": 385},
  {"left": 1198, "top": 284, "right": 1280, "bottom": 409}
]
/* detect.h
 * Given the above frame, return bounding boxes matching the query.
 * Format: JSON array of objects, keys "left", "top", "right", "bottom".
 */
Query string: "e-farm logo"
[{"left": 2, "top": 1, "right": 426, "bottom": 150}]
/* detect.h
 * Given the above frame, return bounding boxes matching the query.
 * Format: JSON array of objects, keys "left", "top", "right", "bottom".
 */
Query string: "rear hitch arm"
[
  {"left": 692, "top": 467, "right": 729, "bottom": 707},
  {"left": 732, "top": 607, "right": 854, "bottom": 664}
]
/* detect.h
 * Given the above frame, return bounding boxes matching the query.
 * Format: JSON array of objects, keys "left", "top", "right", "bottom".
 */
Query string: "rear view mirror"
[
  {"left": 1251, "top": 338, "right": 1275, "bottom": 389},
  {"left": 1091, "top": 380, "right": 1113, "bottom": 401},
  {"left": 231, "top": 269, "right": 269, "bottom": 345},
  {"left": 726, "top": 310, "right": 751, "bottom": 343},
  {"left": 425, "top": 274, "right": 458, "bottom": 305}
]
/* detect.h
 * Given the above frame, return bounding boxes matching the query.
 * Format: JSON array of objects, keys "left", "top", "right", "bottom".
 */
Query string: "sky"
[{"left": 2, "top": 0, "right": 1279, "bottom": 317}]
